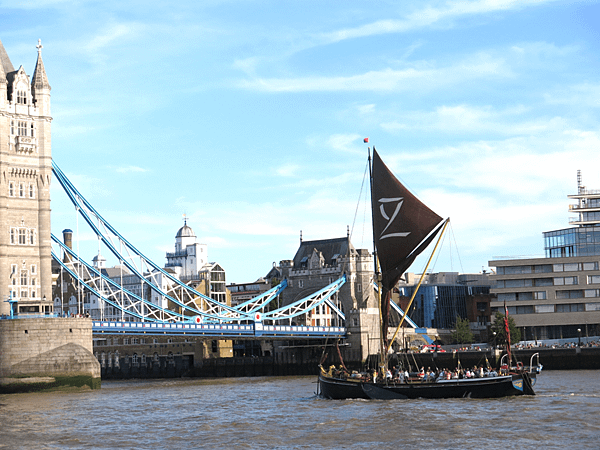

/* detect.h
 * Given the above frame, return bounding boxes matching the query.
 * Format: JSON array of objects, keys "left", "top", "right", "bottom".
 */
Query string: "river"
[{"left": 1, "top": 370, "right": 598, "bottom": 449}]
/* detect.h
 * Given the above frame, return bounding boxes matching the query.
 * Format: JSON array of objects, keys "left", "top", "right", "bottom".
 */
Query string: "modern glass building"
[{"left": 490, "top": 171, "right": 600, "bottom": 341}]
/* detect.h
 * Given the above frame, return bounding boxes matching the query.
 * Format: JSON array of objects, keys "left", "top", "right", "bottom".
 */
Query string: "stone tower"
[{"left": 0, "top": 39, "right": 52, "bottom": 316}]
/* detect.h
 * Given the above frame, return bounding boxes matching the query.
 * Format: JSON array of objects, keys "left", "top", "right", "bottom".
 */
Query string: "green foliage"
[
  {"left": 451, "top": 316, "right": 474, "bottom": 344},
  {"left": 489, "top": 312, "right": 521, "bottom": 347}
]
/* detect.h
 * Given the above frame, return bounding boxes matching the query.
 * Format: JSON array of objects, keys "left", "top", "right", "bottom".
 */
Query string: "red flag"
[{"left": 363, "top": 137, "right": 369, "bottom": 143}]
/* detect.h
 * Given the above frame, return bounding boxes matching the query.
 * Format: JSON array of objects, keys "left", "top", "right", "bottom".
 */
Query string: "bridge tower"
[{"left": 0, "top": 39, "right": 52, "bottom": 316}]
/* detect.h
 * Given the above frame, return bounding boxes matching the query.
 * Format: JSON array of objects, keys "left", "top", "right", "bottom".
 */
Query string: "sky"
[{"left": 2, "top": 0, "right": 600, "bottom": 284}]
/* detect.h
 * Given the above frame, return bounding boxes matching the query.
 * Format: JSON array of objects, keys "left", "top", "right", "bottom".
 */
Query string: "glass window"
[
  {"left": 18, "top": 229, "right": 26, "bottom": 245},
  {"left": 585, "top": 289, "right": 600, "bottom": 298},
  {"left": 586, "top": 303, "right": 600, "bottom": 311},
  {"left": 583, "top": 262, "right": 599, "bottom": 271},
  {"left": 498, "top": 293, "right": 516, "bottom": 302},
  {"left": 535, "top": 304, "right": 554, "bottom": 313},
  {"left": 8, "top": 182, "right": 14, "bottom": 197},
  {"left": 564, "top": 263, "right": 580, "bottom": 272},
  {"left": 533, "top": 291, "right": 546, "bottom": 300},
  {"left": 588, "top": 275, "right": 600, "bottom": 284}
]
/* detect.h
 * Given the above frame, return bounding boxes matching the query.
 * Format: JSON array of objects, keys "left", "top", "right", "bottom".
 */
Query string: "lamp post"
[{"left": 577, "top": 328, "right": 581, "bottom": 347}]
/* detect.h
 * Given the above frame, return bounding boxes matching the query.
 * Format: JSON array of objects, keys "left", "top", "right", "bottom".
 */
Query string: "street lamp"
[
  {"left": 577, "top": 328, "right": 581, "bottom": 347},
  {"left": 493, "top": 331, "right": 497, "bottom": 349}
]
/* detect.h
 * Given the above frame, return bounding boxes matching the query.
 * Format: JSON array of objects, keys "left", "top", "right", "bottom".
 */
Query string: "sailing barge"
[{"left": 318, "top": 147, "right": 539, "bottom": 400}]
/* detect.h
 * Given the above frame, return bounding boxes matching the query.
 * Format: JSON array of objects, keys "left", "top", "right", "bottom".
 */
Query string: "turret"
[
  {"left": 31, "top": 39, "right": 51, "bottom": 116},
  {"left": 62, "top": 229, "right": 73, "bottom": 263}
]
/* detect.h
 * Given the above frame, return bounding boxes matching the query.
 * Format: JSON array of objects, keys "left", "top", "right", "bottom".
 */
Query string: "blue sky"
[{"left": 2, "top": 0, "right": 600, "bottom": 283}]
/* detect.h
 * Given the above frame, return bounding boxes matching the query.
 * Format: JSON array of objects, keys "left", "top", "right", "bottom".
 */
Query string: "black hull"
[{"left": 318, "top": 372, "right": 536, "bottom": 400}]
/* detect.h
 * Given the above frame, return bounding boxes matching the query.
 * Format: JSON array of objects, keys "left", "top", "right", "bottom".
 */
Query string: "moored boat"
[
  {"left": 318, "top": 370, "right": 536, "bottom": 400},
  {"left": 317, "top": 146, "right": 540, "bottom": 400}
]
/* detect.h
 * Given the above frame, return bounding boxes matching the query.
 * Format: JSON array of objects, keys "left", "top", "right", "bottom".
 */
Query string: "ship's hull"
[{"left": 318, "top": 372, "right": 536, "bottom": 400}]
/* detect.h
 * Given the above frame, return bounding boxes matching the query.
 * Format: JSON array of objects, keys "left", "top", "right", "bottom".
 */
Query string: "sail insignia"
[{"left": 371, "top": 149, "right": 443, "bottom": 292}]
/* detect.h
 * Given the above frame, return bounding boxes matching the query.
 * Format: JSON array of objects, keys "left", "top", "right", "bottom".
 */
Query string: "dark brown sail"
[{"left": 370, "top": 148, "right": 444, "bottom": 339}]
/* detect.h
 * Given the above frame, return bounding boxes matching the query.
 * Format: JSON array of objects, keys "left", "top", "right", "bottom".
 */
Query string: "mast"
[
  {"left": 369, "top": 146, "right": 445, "bottom": 371},
  {"left": 368, "top": 146, "right": 387, "bottom": 368},
  {"left": 504, "top": 302, "right": 512, "bottom": 368}
]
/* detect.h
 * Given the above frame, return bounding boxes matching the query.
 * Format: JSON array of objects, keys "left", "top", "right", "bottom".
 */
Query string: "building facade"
[
  {"left": 397, "top": 271, "right": 493, "bottom": 340},
  {"left": 277, "top": 233, "right": 380, "bottom": 362},
  {"left": 489, "top": 171, "right": 600, "bottom": 341},
  {"left": 0, "top": 39, "right": 52, "bottom": 316}
]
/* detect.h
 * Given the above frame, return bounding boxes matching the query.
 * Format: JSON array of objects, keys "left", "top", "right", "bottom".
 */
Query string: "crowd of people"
[{"left": 322, "top": 364, "right": 500, "bottom": 384}]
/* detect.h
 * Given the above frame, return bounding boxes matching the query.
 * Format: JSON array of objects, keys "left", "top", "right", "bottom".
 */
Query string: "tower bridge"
[
  {"left": 1, "top": 39, "right": 432, "bottom": 379},
  {"left": 0, "top": 38, "right": 349, "bottom": 346}
]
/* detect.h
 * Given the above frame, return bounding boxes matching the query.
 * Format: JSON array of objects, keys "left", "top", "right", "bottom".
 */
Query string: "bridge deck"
[{"left": 93, "top": 321, "right": 346, "bottom": 339}]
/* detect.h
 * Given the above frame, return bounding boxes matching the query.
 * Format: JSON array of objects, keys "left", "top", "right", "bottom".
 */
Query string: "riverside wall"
[
  {"left": 396, "top": 347, "right": 600, "bottom": 371},
  {"left": 0, "top": 317, "right": 101, "bottom": 393},
  {"left": 100, "top": 346, "right": 600, "bottom": 379}
]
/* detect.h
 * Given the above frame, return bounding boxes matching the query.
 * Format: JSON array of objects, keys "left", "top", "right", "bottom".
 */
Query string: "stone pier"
[{"left": 0, "top": 317, "right": 100, "bottom": 393}]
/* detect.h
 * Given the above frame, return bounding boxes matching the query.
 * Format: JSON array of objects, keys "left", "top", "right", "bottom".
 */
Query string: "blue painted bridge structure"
[
  {"left": 50, "top": 161, "right": 351, "bottom": 340},
  {"left": 47, "top": 160, "right": 430, "bottom": 343}
]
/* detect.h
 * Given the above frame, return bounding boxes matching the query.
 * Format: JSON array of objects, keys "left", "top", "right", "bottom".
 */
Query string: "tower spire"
[{"left": 31, "top": 39, "right": 51, "bottom": 99}]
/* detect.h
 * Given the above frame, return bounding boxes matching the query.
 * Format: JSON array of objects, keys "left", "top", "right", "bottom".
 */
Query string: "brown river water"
[{"left": 0, "top": 370, "right": 598, "bottom": 449}]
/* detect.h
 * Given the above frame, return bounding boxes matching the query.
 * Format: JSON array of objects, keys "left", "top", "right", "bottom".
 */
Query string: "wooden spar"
[
  {"left": 385, "top": 218, "right": 449, "bottom": 355},
  {"left": 368, "top": 147, "right": 387, "bottom": 368}
]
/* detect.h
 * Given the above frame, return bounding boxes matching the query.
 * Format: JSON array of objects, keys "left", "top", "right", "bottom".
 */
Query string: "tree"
[
  {"left": 451, "top": 316, "right": 474, "bottom": 344},
  {"left": 489, "top": 312, "right": 521, "bottom": 347}
]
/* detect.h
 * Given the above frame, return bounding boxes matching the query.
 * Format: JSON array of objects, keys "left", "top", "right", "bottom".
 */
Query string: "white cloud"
[
  {"left": 275, "top": 164, "right": 300, "bottom": 177},
  {"left": 317, "top": 0, "right": 559, "bottom": 45},
  {"left": 114, "top": 166, "right": 149, "bottom": 174},
  {"left": 237, "top": 53, "right": 509, "bottom": 93}
]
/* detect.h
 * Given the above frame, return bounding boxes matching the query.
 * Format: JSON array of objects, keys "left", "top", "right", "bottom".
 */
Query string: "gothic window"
[
  {"left": 16, "top": 90, "right": 27, "bottom": 104},
  {"left": 10, "top": 120, "right": 14, "bottom": 135},
  {"left": 31, "top": 265, "right": 37, "bottom": 274},
  {"left": 30, "top": 123, "right": 34, "bottom": 137},
  {"left": 20, "top": 271, "right": 27, "bottom": 286},
  {"left": 10, "top": 228, "right": 15, "bottom": 245},
  {"left": 28, "top": 230, "right": 35, "bottom": 245},
  {"left": 29, "top": 184, "right": 35, "bottom": 198},
  {"left": 8, "top": 182, "right": 14, "bottom": 197},
  {"left": 18, "top": 229, "right": 26, "bottom": 245},
  {"left": 18, "top": 121, "right": 27, "bottom": 136},
  {"left": 19, "top": 183, "right": 24, "bottom": 197}
]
